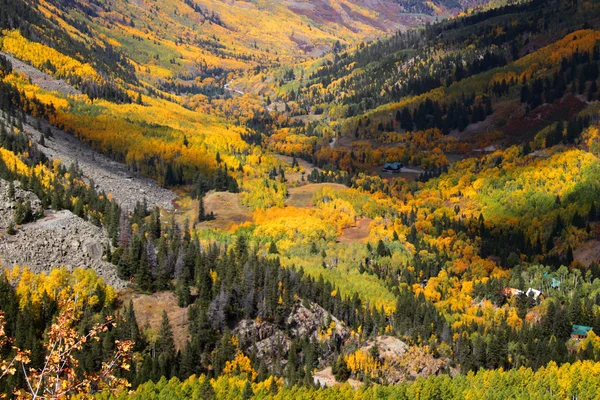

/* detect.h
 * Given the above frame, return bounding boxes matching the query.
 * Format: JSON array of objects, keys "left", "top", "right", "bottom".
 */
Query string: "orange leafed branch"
[{"left": 0, "top": 298, "right": 133, "bottom": 400}]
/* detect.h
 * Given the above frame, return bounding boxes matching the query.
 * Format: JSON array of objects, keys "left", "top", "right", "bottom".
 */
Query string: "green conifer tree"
[{"left": 242, "top": 380, "right": 254, "bottom": 400}]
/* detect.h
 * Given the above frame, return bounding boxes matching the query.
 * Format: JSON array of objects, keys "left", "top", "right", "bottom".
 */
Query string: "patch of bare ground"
[
  {"left": 502, "top": 95, "right": 586, "bottom": 143},
  {"left": 120, "top": 291, "right": 188, "bottom": 350},
  {"left": 274, "top": 154, "right": 321, "bottom": 184},
  {"left": 290, "top": 114, "right": 323, "bottom": 124},
  {"left": 163, "top": 189, "right": 196, "bottom": 225},
  {"left": 200, "top": 191, "right": 251, "bottom": 229},
  {"left": 574, "top": 240, "right": 600, "bottom": 267},
  {"left": 338, "top": 217, "right": 372, "bottom": 243},
  {"left": 448, "top": 118, "right": 497, "bottom": 141},
  {"left": 333, "top": 135, "right": 356, "bottom": 149},
  {"left": 446, "top": 153, "right": 467, "bottom": 164},
  {"left": 286, "top": 183, "right": 347, "bottom": 208},
  {"left": 285, "top": 0, "right": 433, "bottom": 35},
  {"left": 312, "top": 367, "right": 363, "bottom": 389}
]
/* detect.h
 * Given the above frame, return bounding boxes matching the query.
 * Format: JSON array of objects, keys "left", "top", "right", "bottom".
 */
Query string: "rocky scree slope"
[
  {"left": 0, "top": 206, "right": 125, "bottom": 289},
  {"left": 24, "top": 115, "right": 176, "bottom": 212}
]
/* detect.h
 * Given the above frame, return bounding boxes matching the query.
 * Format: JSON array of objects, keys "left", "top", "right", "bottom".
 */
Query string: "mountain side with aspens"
[{"left": 2, "top": 0, "right": 600, "bottom": 398}]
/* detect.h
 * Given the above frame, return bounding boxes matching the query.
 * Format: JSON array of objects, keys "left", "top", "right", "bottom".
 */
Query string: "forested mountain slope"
[
  {"left": 0, "top": 0, "right": 475, "bottom": 92},
  {"left": 2, "top": 0, "right": 600, "bottom": 398},
  {"left": 258, "top": 0, "right": 599, "bottom": 169}
]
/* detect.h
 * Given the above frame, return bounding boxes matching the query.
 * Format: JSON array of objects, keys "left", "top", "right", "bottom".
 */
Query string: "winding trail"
[{"left": 224, "top": 80, "right": 244, "bottom": 95}]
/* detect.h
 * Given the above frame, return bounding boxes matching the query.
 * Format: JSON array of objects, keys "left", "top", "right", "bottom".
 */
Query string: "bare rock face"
[
  {"left": 234, "top": 300, "right": 350, "bottom": 366},
  {"left": 313, "top": 335, "right": 455, "bottom": 387},
  {"left": 236, "top": 319, "right": 281, "bottom": 343},
  {"left": 0, "top": 179, "right": 43, "bottom": 229},
  {"left": 362, "top": 335, "right": 409, "bottom": 359},
  {"left": 286, "top": 300, "right": 348, "bottom": 340},
  {"left": 0, "top": 209, "right": 125, "bottom": 289},
  {"left": 235, "top": 320, "right": 292, "bottom": 360},
  {"left": 365, "top": 336, "right": 452, "bottom": 384},
  {"left": 313, "top": 367, "right": 336, "bottom": 388},
  {"left": 313, "top": 367, "right": 363, "bottom": 389}
]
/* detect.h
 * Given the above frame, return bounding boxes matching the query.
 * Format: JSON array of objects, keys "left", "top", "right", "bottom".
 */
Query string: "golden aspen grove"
[{"left": 2, "top": 0, "right": 600, "bottom": 398}]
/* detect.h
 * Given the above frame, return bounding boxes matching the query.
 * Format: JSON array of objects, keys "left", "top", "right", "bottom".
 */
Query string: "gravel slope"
[
  {"left": 24, "top": 115, "right": 176, "bottom": 211},
  {"left": 0, "top": 51, "right": 80, "bottom": 96}
]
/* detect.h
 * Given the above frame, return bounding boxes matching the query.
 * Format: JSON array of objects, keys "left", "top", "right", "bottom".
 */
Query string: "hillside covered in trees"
[{"left": 2, "top": 0, "right": 600, "bottom": 398}]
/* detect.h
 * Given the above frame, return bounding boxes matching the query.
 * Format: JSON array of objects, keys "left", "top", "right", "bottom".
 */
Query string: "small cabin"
[
  {"left": 526, "top": 288, "right": 542, "bottom": 300},
  {"left": 382, "top": 162, "right": 404, "bottom": 173},
  {"left": 571, "top": 325, "right": 593, "bottom": 340},
  {"left": 501, "top": 288, "right": 523, "bottom": 298}
]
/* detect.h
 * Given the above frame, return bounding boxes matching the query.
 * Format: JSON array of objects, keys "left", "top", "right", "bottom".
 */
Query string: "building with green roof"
[{"left": 571, "top": 325, "right": 593, "bottom": 340}]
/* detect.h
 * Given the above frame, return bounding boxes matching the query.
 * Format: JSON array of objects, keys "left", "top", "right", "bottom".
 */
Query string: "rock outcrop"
[
  {"left": 361, "top": 335, "right": 409, "bottom": 359},
  {"left": 234, "top": 300, "right": 350, "bottom": 365},
  {"left": 0, "top": 209, "right": 125, "bottom": 288},
  {"left": 286, "top": 300, "right": 348, "bottom": 339},
  {"left": 235, "top": 320, "right": 292, "bottom": 360},
  {"left": 0, "top": 179, "right": 43, "bottom": 229},
  {"left": 313, "top": 335, "right": 454, "bottom": 387}
]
